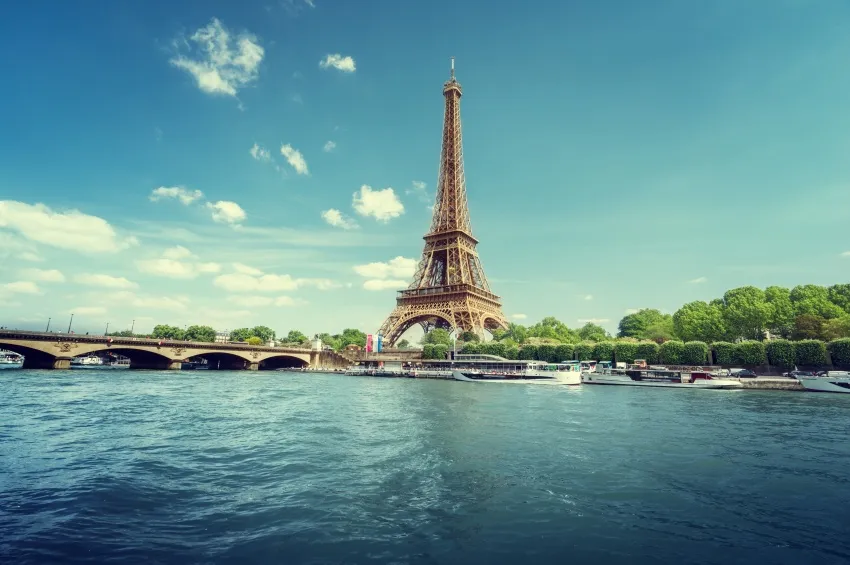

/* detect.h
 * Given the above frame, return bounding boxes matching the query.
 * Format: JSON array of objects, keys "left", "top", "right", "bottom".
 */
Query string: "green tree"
[
  {"left": 519, "top": 344, "right": 538, "bottom": 360},
  {"left": 421, "top": 328, "right": 452, "bottom": 347},
  {"left": 644, "top": 318, "right": 675, "bottom": 343},
  {"left": 573, "top": 342, "right": 594, "bottom": 361},
  {"left": 230, "top": 328, "right": 252, "bottom": 342},
  {"left": 577, "top": 322, "right": 609, "bottom": 342},
  {"left": 316, "top": 333, "right": 340, "bottom": 351},
  {"left": 152, "top": 324, "right": 185, "bottom": 340},
  {"left": 459, "top": 331, "right": 479, "bottom": 342},
  {"left": 107, "top": 330, "right": 135, "bottom": 337},
  {"left": 184, "top": 325, "right": 216, "bottom": 342},
  {"left": 617, "top": 308, "right": 673, "bottom": 339},
  {"left": 246, "top": 336, "right": 264, "bottom": 346},
  {"left": 337, "top": 328, "right": 367, "bottom": 349},
  {"left": 462, "top": 341, "right": 482, "bottom": 354},
  {"left": 722, "top": 286, "right": 770, "bottom": 340},
  {"left": 672, "top": 301, "right": 726, "bottom": 343},
  {"left": 827, "top": 284, "right": 850, "bottom": 314},
  {"left": 682, "top": 341, "right": 709, "bottom": 365},
  {"left": 823, "top": 317, "right": 850, "bottom": 341},
  {"left": 397, "top": 339, "right": 411, "bottom": 349},
  {"left": 527, "top": 317, "right": 580, "bottom": 343},
  {"left": 792, "top": 314, "right": 826, "bottom": 341},
  {"left": 765, "top": 286, "right": 795, "bottom": 338},
  {"left": 284, "top": 330, "right": 308, "bottom": 344},
  {"left": 422, "top": 344, "right": 437, "bottom": 359},
  {"left": 790, "top": 284, "right": 844, "bottom": 319},
  {"left": 432, "top": 344, "right": 449, "bottom": 360},
  {"left": 250, "top": 326, "right": 275, "bottom": 343},
  {"left": 554, "top": 343, "right": 575, "bottom": 362}
]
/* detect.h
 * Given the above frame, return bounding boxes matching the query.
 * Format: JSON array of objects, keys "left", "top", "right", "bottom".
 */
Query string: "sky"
[{"left": 1, "top": 0, "right": 850, "bottom": 339}]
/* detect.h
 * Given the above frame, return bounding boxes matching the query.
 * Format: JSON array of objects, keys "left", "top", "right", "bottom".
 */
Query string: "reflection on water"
[{"left": 0, "top": 370, "right": 848, "bottom": 564}]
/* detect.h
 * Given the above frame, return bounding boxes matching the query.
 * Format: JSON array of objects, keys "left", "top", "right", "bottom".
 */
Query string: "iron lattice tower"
[{"left": 379, "top": 58, "right": 508, "bottom": 346}]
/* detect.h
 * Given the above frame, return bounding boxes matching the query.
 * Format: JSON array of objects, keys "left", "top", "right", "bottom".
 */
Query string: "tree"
[
  {"left": 823, "top": 317, "right": 850, "bottom": 341},
  {"left": 790, "top": 284, "right": 844, "bottom": 319},
  {"left": 528, "top": 317, "right": 580, "bottom": 343},
  {"left": 644, "top": 318, "right": 676, "bottom": 343},
  {"left": 152, "top": 324, "right": 185, "bottom": 340},
  {"left": 672, "top": 301, "right": 726, "bottom": 343},
  {"left": 230, "top": 328, "right": 252, "bottom": 342},
  {"left": 108, "top": 330, "right": 135, "bottom": 337},
  {"left": 396, "top": 339, "right": 411, "bottom": 349},
  {"left": 617, "top": 309, "right": 668, "bottom": 339},
  {"left": 459, "top": 331, "right": 479, "bottom": 342},
  {"left": 250, "top": 326, "right": 275, "bottom": 343},
  {"left": 827, "top": 284, "right": 850, "bottom": 314},
  {"left": 722, "top": 286, "right": 770, "bottom": 340},
  {"left": 765, "top": 286, "right": 794, "bottom": 338},
  {"left": 246, "top": 336, "right": 264, "bottom": 346},
  {"left": 337, "top": 328, "right": 367, "bottom": 349},
  {"left": 316, "top": 333, "right": 340, "bottom": 351},
  {"left": 421, "top": 328, "right": 452, "bottom": 347},
  {"left": 577, "top": 322, "right": 609, "bottom": 342},
  {"left": 184, "top": 325, "right": 216, "bottom": 342},
  {"left": 283, "top": 330, "right": 308, "bottom": 344},
  {"left": 791, "top": 314, "right": 826, "bottom": 341}
]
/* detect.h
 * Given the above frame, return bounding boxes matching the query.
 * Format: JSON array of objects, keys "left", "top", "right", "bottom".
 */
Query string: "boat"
[
  {"left": 0, "top": 352, "right": 23, "bottom": 365},
  {"left": 582, "top": 363, "right": 742, "bottom": 389},
  {"left": 452, "top": 360, "right": 582, "bottom": 385},
  {"left": 797, "top": 375, "right": 850, "bottom": 394},
  {"left": 71, "top": 354, "right": 105, "bottom": 367}
]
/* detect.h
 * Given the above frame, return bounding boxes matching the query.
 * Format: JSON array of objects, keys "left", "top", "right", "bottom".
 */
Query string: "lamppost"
[
  {"left": 105, "top": 322, "right": 110, "bottom": 336},
  {"left": 67, "top": 314, "right": 74, "bottom": 334},
  {"left": 45, "top": 317, "right": 51, "bottom": 332},
  {"left": 130, "top": 319, "right": 135, "bottom": 334}
]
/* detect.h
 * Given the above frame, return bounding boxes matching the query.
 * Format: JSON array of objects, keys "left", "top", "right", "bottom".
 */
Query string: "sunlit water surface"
[{"left": 1, "top": 369, "right": 848, "bottom": 564}]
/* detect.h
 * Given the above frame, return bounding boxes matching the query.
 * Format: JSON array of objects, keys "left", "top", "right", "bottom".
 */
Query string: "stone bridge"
[{"left": 0, "top": 330, "right": 351, "bottom": 371}]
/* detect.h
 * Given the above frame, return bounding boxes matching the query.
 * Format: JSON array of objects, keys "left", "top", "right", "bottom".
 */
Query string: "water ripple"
[{"left": 1, "top": 370, "right": 849, "bottom": 564}]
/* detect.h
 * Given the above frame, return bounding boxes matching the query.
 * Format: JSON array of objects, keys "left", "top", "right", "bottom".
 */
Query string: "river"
[{"left": 1, "top": 369, "right": 848, "bottom": 564}]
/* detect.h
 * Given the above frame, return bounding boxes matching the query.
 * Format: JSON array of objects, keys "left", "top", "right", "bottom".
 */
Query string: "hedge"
[
  {"left": 592, "top": 341, "right": 615, "bottom": 363},
  {"left": 432, "top": 344, "right": 448, "bottom": 360},
  {"left": 574, "top": 342, "right": 594, "bottom": 362},
  {"left": 713, "top": 342, "right": 736, "bottom": 365},
  {"left": 554, "top": 344, "right": 574, "bottom": 362},
  {"left": 682, "top": 341, "right": 709, "bottom": 365},
  {"left": 481, "top": 341, "right": 507, "bottom": 358},
  {"left": 795, "top": 340, "right": 828, "bottom": 366},
  {"left": 422, "top": 344, "right": 437, "bottom": 359},
  {"left": 612, "top": 342, "right": 636, "bottom": 364},
  {"left": 519, "top": 344, "right": 537, "bottom": 360},
  {"left": 635, "top": 341, "right": 659, "bottom": 363},
  {"left": 505, "top": 346, "right": 519, "bottom": 360},
  {"left": 537, "top": 344, "right": 558, "bottom": 363},
  {"left": 735, "top": 340, "right": 767, "bottom": 366},
  {"left": 659, "top": 340, "right": 684, "bottom": 364},
  {"left": 766, "top": 340, "right": 795, "bottom": 368},
  {"left": 828, "top": 338, "right": 850, "bottom": 368},
  {"left": 461, "top": 342, "right": 481, "bottom": 355}
]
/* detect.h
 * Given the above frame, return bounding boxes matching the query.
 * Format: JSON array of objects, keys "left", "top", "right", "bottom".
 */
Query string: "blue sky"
[{"left": 1, "top": 0, "right": 849, "bottom": 339}]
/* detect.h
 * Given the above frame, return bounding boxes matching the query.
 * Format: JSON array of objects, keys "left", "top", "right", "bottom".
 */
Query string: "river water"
[{"left": 1, "top": 369, "right": 848, "bottom": 564}]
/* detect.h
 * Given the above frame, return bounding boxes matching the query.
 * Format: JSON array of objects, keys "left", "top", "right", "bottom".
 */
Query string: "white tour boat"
[
  {"left": 452, "top": 360, "right": 582, "bottom": 386},
  {"left": 582, "top": 362, "right": 742, "bottom": 389},
  {"left": 0, "top": 352, "right": 23, "bottom": 365},
  {"left": 71, "top": 354, "right": 105, "bottom": 367},
  {"left": 797, "top": 375, "right": 850, "bottom": 394}
]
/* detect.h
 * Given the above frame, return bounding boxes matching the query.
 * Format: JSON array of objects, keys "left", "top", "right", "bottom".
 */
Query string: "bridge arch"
[
  {"left": 0, "top": 342, "right": 58, "bottom": 370},
  {"left": 259, "top": 354, "right": 309, "bottom": 370},
  {"left": 384, "top": 311, "right": 456, "bottom": 346}
]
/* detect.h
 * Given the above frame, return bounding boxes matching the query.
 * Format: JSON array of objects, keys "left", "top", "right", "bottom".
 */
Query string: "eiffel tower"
[{"left": 379, "top": 58, "right": 508, "bottom": 346}]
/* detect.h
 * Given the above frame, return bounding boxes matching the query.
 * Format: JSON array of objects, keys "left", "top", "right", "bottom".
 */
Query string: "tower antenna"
[{"left": 450, "top": 56, "right": 455, "bottom": 79}]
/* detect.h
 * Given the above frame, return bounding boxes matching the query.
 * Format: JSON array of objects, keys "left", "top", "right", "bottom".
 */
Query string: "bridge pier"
[
  {"left": 247, "top": 362, "right": 259, "bottom": 371},
  {"left": 22, "top": 357, "right": 72, "bottom": 370}
]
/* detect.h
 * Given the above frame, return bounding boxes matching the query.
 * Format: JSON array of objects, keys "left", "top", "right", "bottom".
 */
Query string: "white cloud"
[
  {"left": 321, "top": 208, "right": 358, "bottom": 230},
  {"left": 162, "top": 245, "right": 194, "bottom": 260},
  {"left": 104, "top": 291, "right": 189, "bottom": 311},
  {"left": 226, "top": 295, "right": 301, "bottom": 307},
  {"left": 214, "top": 272, "right": 299, "bottom": 292},
  {"left": 0, "top": 201, "right": 137, "bottom": 253},
  {"left": 149, "top": 186, "right": 204, "bottom": 205},
  {"left": 352, "top": 185, "right": 404, "bottom": 222},
  {"left": 511, "top": 313, "right": 528, "bottom": 320},
  {"left": 406, "top": 180, "right": 433, "bottom": 207},
  {"left": 280, "top": 144, "right": 309, "bottom": 175},
  {"left": 353, "top": 256, "right": 417, "bottom": 279},
  {"left": 232, "top": 262, "right": 264, "bottom": 276},
  {"left": 319, "top": 54, "right": 356, "bottom": 73},
  {"left": 73, "top": 273, "right": 138, "bottom": 289},
  {"left": 363, "top": 279, "right": 408, "bottom": 291},
  {"left": 169, "top": 18, "right": 264, "bottom": 97},
  {"left": 250, "top": 143, "right": 271, "bottom": 162},
  {"left": 625, "top": 308, "right": 644, "bottom": 315},
  {"left": 206, "top": 201, "right": 246, "bottom": 224},
  {"left": 323, "top": 140, "right": 336, "bottom": 152},
  {"left": 2, "top": 281, "right": 41, "bottom": 294},
  {"left": 136, "top": 248, "right": 221, "bottom": 279},
  {"left": 841, "top": 251, "right": 850, "bottom": 257},
  {"left": 689, "top": 276, "right": 707, "bottom": 284},
  {"left": 20, "top": 268, "right": 65, "bottom": 283},
  {"left": 303, "top": 0, "right": 315, "bottom": 7},
  {"left": 583, "top": 294, "right": 594, "bottom": 301},
  {"left": 70, "top": 306, "right": 107, "bottom": 316},
  {"left": 18, "top": 251, "right": 43, "bottom": 262},
  {"left": 578, "top": 318, "right": 610, "bottom": 324},
  {"left": 297, "top": 278, "right": 341, "bottom": 290}
]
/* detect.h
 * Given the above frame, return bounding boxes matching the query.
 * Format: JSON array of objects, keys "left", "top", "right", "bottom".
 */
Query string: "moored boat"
[
  {"left": 452, "top": 360, "right": 582, "bottom": 385},
  {"left": 70, "top": 354, "right": 105, "bottom": 367},
  {"left": 582, "top": 365, "right": 742, "bottom": 389},
  {"left": 797, "top": 376, "right": 850, "bottom": 394}
]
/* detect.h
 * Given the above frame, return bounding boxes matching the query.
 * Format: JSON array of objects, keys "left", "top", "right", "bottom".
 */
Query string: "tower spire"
[{"left": 377, "top": 60, "right": 508, "bottom": 346}]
